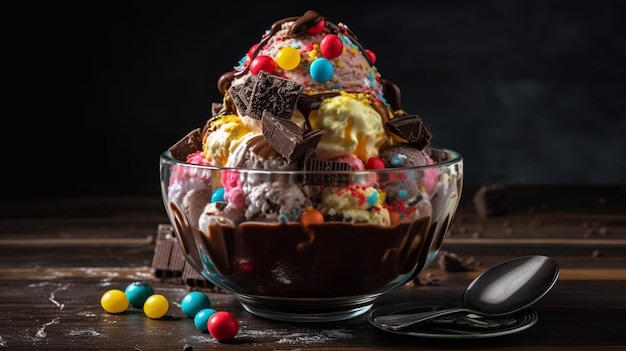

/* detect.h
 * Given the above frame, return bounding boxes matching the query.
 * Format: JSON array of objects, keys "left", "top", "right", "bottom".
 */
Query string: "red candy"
[
  {"left": 366, "top": 157, "right": 386, "bottom": 170},
  {"left": 249, "top": 55, "right": 276, "bottom": 75},
  {"left": 365, "top": 49, "right": 376, "bottom": 64},
  {"left": 307, "top": 18, "right": 325, "bottom": 35},
  {"left": 208, "top": 311, "right": 239, "bottom": 341},
  {"left": 320, "top": 34, "right": 343, "bottom": 59},
  {"left": 247, "top": 43, "right": 259, "bottom": 58}
]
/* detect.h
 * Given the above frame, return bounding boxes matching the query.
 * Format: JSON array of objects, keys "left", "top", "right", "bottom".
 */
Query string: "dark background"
[{"left": 5, "top": 0, "right": 625, "bottom": 196}]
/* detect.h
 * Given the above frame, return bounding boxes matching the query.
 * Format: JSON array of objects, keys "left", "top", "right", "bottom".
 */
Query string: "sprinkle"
[
  {"left": 391, "top": 155, "right": 407, "bottom": 166},
  {"left": 367, "top": 191, "right": 379, "bottom": 207},
  {"left": 279, "top": 214, "right": 288, "bottom": 223}
]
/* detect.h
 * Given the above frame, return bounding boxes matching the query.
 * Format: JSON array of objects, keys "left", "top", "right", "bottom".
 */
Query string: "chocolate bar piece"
[
  {"left": 152, "top": 224, "right": 217, "bottom": 289},
  {"left": 248, "top": 71, "right": 304, "bottom": 120},
  {"left": 182, "top": 263, "right": 213, "bottom": 289},
  {"left": 262, "top": 111, "right": 324, "bottom": 163},
  {"left": 151, "top": 224, "right": 185, "bottom": 280},
  {"left": 168, "top": 128, "right": 202, "bottom": 162},
  {"left": 303, "top": 159, "right": 354, "bottom": 186},
  {"left": 228, "top": 74, "right": 258, "bottom": 114},
  {"left": 386, "top": 114, "right": 432, "bottom": 150}
]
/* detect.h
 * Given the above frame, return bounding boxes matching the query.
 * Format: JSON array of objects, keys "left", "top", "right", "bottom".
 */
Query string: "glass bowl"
[{"left": 160, "top": 146, "right": 463, "bottom": 322}]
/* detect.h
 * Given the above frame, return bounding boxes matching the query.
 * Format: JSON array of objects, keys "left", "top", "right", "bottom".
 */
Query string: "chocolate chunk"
[
  {"left": 381, "top": 78, "right": 403, "bottom": 113},
  {"left": 303, "top": 159, "right": 354, "bottom": 186},
  {"left": 228, "top": 74, "right": 258, "bottom": 114},
  {"left": 262, "top": 111, "right": 324, "bottom": 163},
  {"left": 437, "top": 251, "right": 480, "bottom": 273},
  {"left": 248, "top": 71, "right": 304, "bottom": 120},
  {"left": 168, "top": 128, "right": 203, "bottom": 162},
  {"left": 473, "top": 184, "right": 507, "bottom": 217},
  {"left": 211, "top": 102, "right": 223, "bottom": 117},
  {"left": 386, "top": 114, "right": 432, "bottom": 150}
]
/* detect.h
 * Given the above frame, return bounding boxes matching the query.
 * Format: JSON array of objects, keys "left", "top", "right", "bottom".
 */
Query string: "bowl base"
[{"left": 236, "top": 294, "right": 378, "bottom": 322}]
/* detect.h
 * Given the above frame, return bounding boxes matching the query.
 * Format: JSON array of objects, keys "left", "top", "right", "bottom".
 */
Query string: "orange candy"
[
  {"left": 300, "top": 208, "right": 324, "bottom": 226},
  {"left": 388, "top": 210, "right": 400, "bottom": 226}
]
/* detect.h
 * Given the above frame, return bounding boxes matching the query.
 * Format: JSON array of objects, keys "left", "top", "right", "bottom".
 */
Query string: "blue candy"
[
  {"left": 211, "top": 188, "right": 225, "bottom": 202},
  {"left": 309, "top": 58, "right": 333, "bottom": 83},
  {"left": 193, "top": 308, "right": 217, "bottom": 332},
  {"left": 181, "top": 291, "right": 212, "bottom": 318},
  {"left": 124, "top": 282, "right": 154, "bottom": 308}
]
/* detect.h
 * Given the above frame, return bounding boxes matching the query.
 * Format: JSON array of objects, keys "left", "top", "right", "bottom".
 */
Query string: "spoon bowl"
[{"left": 374, "top": 255, "right": 560, "bottom": 330}]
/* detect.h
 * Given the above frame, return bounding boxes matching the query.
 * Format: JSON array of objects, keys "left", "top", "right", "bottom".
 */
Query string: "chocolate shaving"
[
  {"left": 303, "top": 159, "right": 354, "bottom": 186},
  {"left": 248, "top": 71, "right": 304, "bottom": 120},
  {"left": 261, "top": 111, "right": 324, "bottom": 163},
  {"left": 168, "top": 128, "right": 202, "bottom": 161},
  {"left": 386, "top": 114, "right": 432, "bottom": 150}
]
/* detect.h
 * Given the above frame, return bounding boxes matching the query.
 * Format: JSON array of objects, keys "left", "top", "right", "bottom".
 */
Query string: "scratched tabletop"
[{"left": 1, "top": 185, "right": 625, "bottom": 350}]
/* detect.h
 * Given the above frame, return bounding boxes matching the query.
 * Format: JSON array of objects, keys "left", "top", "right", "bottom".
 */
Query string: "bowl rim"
[{"left": 160, "top": 145, "right": 463, "bottom": 174}]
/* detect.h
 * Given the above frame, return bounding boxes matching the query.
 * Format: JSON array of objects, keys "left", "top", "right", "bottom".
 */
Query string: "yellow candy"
[
  {"left": 143, "top": 294, "right": 169, "bottom": 319},
  {"left": 276, "top": 47, "right": 301, "bottom": 71},
  {"left": 101, "top": 289, "right": 129, "bottom": 314}
]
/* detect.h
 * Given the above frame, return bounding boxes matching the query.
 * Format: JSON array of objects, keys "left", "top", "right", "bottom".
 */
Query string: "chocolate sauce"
[{"left": 198, "top": 218, "right": 432, "bottom": 298}]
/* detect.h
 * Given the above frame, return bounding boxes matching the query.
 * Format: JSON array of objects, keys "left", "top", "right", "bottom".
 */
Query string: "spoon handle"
[{"left": 374, "top": 307, "right": 474, "bottom": 330}]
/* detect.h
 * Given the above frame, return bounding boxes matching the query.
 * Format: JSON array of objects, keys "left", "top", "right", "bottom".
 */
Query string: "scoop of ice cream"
[
  {"left": 379, "top": 144, "right": 433, "bottom": 168},
  {"left": 319, "top": 186, "right": 391, "bottom": 225},
  {"left": 226, "top": 133, "right": 292, "bottom": 170},
  {"left": 308, "top": 92, "right": 391, "bottom": 161},
  {"left": 225, "top": 10, "right": 382, "bottom": 98},
  {"left": 203, "top": 114, "right": 252, "bottom": 166},
  {"left": 379, "top": 143, "right": 439, "bottom": 195}
]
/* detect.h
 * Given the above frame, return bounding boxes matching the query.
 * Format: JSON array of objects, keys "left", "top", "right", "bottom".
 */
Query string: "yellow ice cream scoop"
[
  {"left": 203, "top": 114, "right": 252, "bottom": 166},
  {"left": 308, "top": 92, "right": 391, "bottom": 162},
  {"left": 319, "top": 186, "right": 391, "bottom": 225}
]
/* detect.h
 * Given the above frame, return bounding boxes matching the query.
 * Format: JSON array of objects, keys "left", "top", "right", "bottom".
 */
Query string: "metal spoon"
[{"left": 374, "top": 255, "right": 559, "bottom": 331}]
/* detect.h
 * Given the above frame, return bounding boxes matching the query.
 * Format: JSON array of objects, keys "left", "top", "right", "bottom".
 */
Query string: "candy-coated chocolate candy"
[
  {"left": 300, "top": 208, "right": 324, "bottom": 226},
  {"left": 247, "top": 43, "right": 259, "bottom": 58},
  {"left": 124, "top": 282, "right": 154, "bottom": 308},
  {"left": 307, "top": 18, "right": 325, "bottom": 35},
  {"left": 366, "top": 157, "right": 386, "bottom": 170},
  {"left": 181, "top": 291, "right": 212, "bottom": 318},
  {"left": 143, "top": 294, "right": 169, "bottom": 319},
  {"left": 193, "top": 308, "right": 217, "bottom": 332},
  {"left": 211, "top": 187, "right": 225, "bottom": 202},
  {"left": 320, "top": 34, "right": 343, "bottom": 59},
  {"left": 208, "top": 311, "right": 239, "bottom": 341},
  {"left": 366, "top": 191, "right": 379, "bottom": 207},
  {"left": 101, "top": 289, "right": 129, "bottom": 314},
  {"left": 388, "top": 210, "right": 400, "bottom": 226},
  {"left": 249, "top": 55, "right": 276, "bottom": 75},
  {"left": 309, "top": 58, "right": 333, "bottom": 83},
  {"left": 365, "top": 49, "right": 376, "bottom": 64},
  {"left": 276, "top": 46, "right": 301, "bottom": 71},
  {"left": 391, "top": 155, "right": 406, "bottom": 166}
]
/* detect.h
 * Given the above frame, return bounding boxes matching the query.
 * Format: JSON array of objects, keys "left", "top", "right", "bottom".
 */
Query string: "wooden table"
[{"left": 1, "top": 185, "right": 625, "bottom": 350}]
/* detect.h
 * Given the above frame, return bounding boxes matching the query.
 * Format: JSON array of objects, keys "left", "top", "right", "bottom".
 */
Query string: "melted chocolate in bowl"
[
  {"left": 202, "top": 220, "right": 429, "bottom": 297},
  {"left": 161, "top": 147, "right": 462, "bottom": 321}
]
